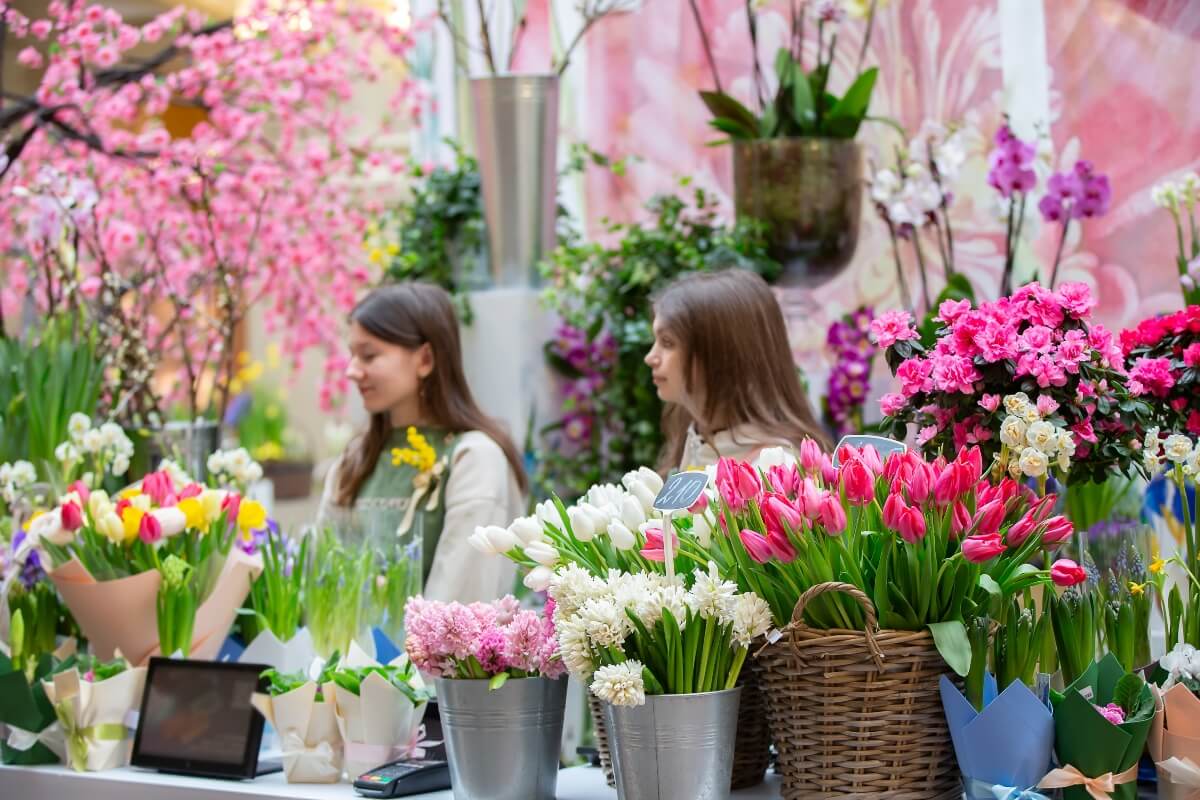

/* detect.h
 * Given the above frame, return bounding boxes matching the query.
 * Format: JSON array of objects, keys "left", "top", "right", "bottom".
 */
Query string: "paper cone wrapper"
[
  {"left": 1151, "top": 684, "right": 1200, "bottom": 800},
  {"left": 324, "top": 642, "right": 427, "bottom": 779},
  {"left": 43, "top": 666, "right": 147, "bottom": 771},
  {"left": 252, "top": 682, "right": 342, "bottom": 783},
  {"left": 241, "top": 628, "right": 317, "bottom": 674},
  {"left": 50, "top": 549, "right": 263, "bottom": 665}
]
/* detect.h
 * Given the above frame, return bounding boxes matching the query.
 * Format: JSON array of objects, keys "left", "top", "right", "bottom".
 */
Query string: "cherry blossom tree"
[{"left": 0, "top": 0, "right": 422, "bottom": 426}]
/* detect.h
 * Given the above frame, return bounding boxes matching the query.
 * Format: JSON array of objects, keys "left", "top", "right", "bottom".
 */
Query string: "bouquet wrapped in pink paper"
[
  {"left": 17, "top": 438, "right": 266, "bottom": 663},
  {"left": 1150, "top": 644, "right": 1200, "bottom": 800}
]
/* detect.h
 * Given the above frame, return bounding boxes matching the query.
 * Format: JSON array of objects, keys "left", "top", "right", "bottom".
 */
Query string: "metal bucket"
[
  {"left": 436, "top": 676, "right": 567, "bottom": 800},
  {"left": 151, "top": 419, "right": 221, "bottom": 481},
  {"left": 604, "top": 687, "right": 741, "bottom": 800},
  {"left": 470, "top": 74, "right": 559, "bottom": 287}
]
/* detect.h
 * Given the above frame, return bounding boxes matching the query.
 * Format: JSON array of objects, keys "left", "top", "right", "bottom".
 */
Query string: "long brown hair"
[
  {"left": 653, "top": 269, "right": 831, "bottom": 470},
  {"left": 335, "top": 282, "right": 528, "bottom": 505}
]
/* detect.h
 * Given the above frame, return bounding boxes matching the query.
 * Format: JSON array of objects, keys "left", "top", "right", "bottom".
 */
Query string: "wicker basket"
[
  {"left": 754, "top": 582, "right": 961, "bottom": 800},
  {"left": 589, "top": 669, "right": 772, "bottom": 791}
]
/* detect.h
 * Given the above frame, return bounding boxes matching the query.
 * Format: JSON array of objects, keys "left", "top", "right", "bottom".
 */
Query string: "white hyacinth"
[
  {"left": 578, "top": 597, "right": 631, "bottom": 649},
  {"left": 556, "top": 617, "right": 596, "bottom": 676},
  {"left": 590, "top": 661, "right": 646, "bottom": 707},
  {"left": 731, "top": 593, "right": 774, "bottom": 647},
  {"left": 689, "top": 562, "right": 738, "bottom": 622}
]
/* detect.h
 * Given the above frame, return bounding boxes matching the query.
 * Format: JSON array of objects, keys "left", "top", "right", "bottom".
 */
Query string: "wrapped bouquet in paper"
[
  {"left": 323, "top": 641, "right": 431, "bottom": 779},
  {"left": 41, "top": 655, "right": 146, "bottom": 771},
  {"left": 252, "top": 672, "right": 342, "bottom": 784},
  {"left": 1149, "top": 644, "right": 1200, "bottom": 800},
  {"left": 1045, "top": 653, "right": 1155, "bottom": 800},
  {"left": 0, "top": 638, "right": 72, "bottom": 765},
  {"left": 14, "top": 438, "right": 268, "bottom": 663}
]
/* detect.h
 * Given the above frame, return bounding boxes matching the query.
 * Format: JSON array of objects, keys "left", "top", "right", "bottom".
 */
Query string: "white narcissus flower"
[
  {"left": 207, "top": 451, "right": 227, "bottom": 475},
  {"left": 1025, "top": 421, "right": 1059, "bottom": 454},
  {"left": 1018, "top": 447, "right": 1049, "bottom": 478},
  {"left": 1164, "top": 434, "right": 1194, "bottom": 464},
  {"left": 81, "top": 429, "right": 104, "bottom": 454},
  {"left": 508, "top": 516, "right": 544, "bottom": 545},
  {"left": 999, "top": 416, "right": 1028, "bottom": 448},
  {"left": 731, "top": 593, "right": 774, "bottom": 647},
  {"left": 590, "top": 661, "right": 646, "bottom": 707},
  {"left": 244, "top": 462, "right": 264, "bottom": 484},
  {"left": 152, "top": 507, "right": 187, "bottom": 538},
  {"left": 523, "top": 565, "right": 554, "bottom": 592},
  {"left": 524, "top": 540, "right": 559, "bottom": 567},
  {"left": 99, "top": 422, "right": 124, "bottom": 447},
  {"left": 199, "top": 489, "right": 227, "bottom": 523},
  {"left": 68, "top": 412, "right": 91, "bottom": 441},
  {"left": 1057, "top": 451, "right": 1071, "bottom": 472},
  {"left": 1004, "top": 393, "right": 1031, "bottom": 416},
  {"left": 55, "top": 442, "right": 79, "bottom": 464},
  {"left": 606, "top": 520, "right": 636, "bottom": 550},
  {"left": 567, "top": 506, "right": 596, "bottom": 542}
]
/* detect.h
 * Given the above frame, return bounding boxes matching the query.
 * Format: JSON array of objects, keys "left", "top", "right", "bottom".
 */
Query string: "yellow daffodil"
[
  {"left": 386, "top": 243, "right": 400, "bottom": 256},
  {"left": 177, "top": 497, "right": 207, "bottom": 531},
  {"left": 237, "top": 499, "right": 267, "bottom": 532},
  {"left": 122, "top": 507, "right": 145, "bottom": 543},
  {"left": 118, "top": 486, "right": 142, "bottom": 500},
  {"left": 1150, "top": 556, "right": 1167, "bottom": 575},
  {"left": 1129, "top": 581, "right": 1147, "bottom": 597},
  {"left": 22, "top": 509, "right": 44, "bottom": 532}
]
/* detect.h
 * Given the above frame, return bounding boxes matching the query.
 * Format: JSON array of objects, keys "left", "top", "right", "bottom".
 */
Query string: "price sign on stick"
[
  {"left": 652, "top": 471, "right": 710, "bottom": 581},
  {"left": 833, "top": 434, "right": 907, "bottom": 467}
]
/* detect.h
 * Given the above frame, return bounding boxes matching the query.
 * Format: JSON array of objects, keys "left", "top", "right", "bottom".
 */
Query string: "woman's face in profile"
[
  {"left": 645, "top": 318, "right": 692, "bottom": 408},
  {"left": 344, "top": 322, "right": 430, "bottom": 415}
]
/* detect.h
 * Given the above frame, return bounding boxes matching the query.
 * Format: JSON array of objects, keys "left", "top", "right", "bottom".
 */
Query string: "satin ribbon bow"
[
  {"left": 52, "top": 701, "right": 127, "bottom": 772},
  {"left": 280, "top": 730, "right": 340, "bottom": 780},
  {"left": 966, "top": 778, "right": 1051, "bottom": 800},
  {"left": 1037, "top": 763, "right": 1140, "bottom": 800},
  {"left": 396, "top": 459, "right": 447, "bottom": 537},
  {"left": 5, "top": 721, "right": 66, "bottom": 760},
  {"left": 396, "top": 724, "right": 441, "bottom": 761},
  {"left": 1158, "top": 757, "right": 1200, "bottom": 800}
]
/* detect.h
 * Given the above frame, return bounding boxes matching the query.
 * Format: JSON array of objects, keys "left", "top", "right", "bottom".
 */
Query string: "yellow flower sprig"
[{"left": 391, "top": 427, "right": 436, "bottom": 473}]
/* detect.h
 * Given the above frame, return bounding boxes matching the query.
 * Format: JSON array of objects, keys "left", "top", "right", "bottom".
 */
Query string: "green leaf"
[
  {"left": 698, "top": 91, "right": 759, "bottom": 138},
  {"left": 822, "top": 67, "right": 878, "bottom": 138},
  {"left": 708, "top": 116, "right": 758, "bottom": 141},
  {"left": 978, "top": 574, "right": 1002, "bottom": 597},
  {"left": 928, "top": 620, "right": 972, "bottom": 677},
  {"left": 1113, "top": 673, "right": 1149, "bottom": 719},
  {"left": 790, "top": 63, "right": 815, "bottom": 133},
  {"left": 488, "top": 672, "right": 510, "bottom": 691}
]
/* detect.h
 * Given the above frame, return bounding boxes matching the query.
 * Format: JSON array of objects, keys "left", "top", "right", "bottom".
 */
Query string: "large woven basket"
[
  {"left": 588, "top": 667, "right": 772, "bottom": 791},
  {"left": 754, "top": 582, "right": 960, "bottom": 799}
]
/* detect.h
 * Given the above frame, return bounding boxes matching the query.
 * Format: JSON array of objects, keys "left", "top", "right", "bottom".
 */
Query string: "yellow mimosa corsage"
[{"left": 392, "top": 427, "right": 447, "bottom": 536}]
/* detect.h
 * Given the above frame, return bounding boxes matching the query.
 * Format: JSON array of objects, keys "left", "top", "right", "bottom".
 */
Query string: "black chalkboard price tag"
[{"left": 652, "top": 471, "right": 710, "bottom": 512}]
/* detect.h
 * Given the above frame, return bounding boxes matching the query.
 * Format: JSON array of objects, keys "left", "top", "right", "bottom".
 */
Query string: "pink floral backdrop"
[{"left": 575, "top": 0, "right": 1200, "bottom": 405}]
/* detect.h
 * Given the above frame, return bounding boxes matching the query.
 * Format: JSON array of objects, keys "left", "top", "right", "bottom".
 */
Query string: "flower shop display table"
[{"left": 0, "top": 764, "right": 783, "bottom": 799}]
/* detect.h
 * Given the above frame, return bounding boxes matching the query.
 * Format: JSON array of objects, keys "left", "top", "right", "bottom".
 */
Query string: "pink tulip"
[
  {"left": 817, "top": 494, "right": 847, "bottom": 535},
  {"left": 897, "top": 506, "right": 927, "bottom": 544},
  {"left": 767, "top": 463, "right": 801, "bottom": 496},
  {"left": 60, "top": 501, "right": 83, "bottom": 532},
  {"left": 762, "top": 493, "right": 804, "bottom": 538},
  {"left": 766, "top": 529, "right": 797, "bottom": 563},
  {"left": 797, "top": 478, "right": 823, "bottom": 520},
  {"left": 799, "top": 438, "right": 823, "bottom": 472},
  {"left": 820, "top": 454, "right": 838, "bottom": 486},
  {"left": 961, "top": 533, "right": 1006, "bottom": 563},
  {"left": 716, "top": 458, "right": 762, "bottom": 512},
  {"left": 951, "top": 501, "right": 972, "bottom": 538},
  {"left": 178, "top": 483, "right": 203, "bottom": 500},
  {"left": 934, "top": 467, "right": 959, "bottom": 507},
  {"left": 907, "top": 463, "right": 933, "bottom": 505},
  {"left": 141, "top": 470, "right": 175, "bottom": 506},
  {"left": 739, "top": 529, "right": 774, "bottom": 564},
  {"left": 1050, "top": 559, "right": 1087, "bottom": 587},
  {"left": 139, "top": 513, "right": 163, "bottom": 545},
  {"left": 859, "top": 445, "right": 884, "bottom": 474},
  {"left": 1006, "top": 512, "right": 1038, "bottom": 548},
  {"left": 688, "top": 493, "right": 709, "bottom": 514},
  {"left": 1030, "top": 494, "right": 1056, "bottom": 523},
  {"left": 1041, "top": 515, "right": 1074, "bottom": 545},
  {"left": 640, "top": 526, "right": 679, "bottom": 562},
  {"left": 882, "top": 489, "right": 906, "bottom": 530},
  {"left": 68, "top": 480, "right": 91, "bottom": 505},
  {"left": 973, "top": 499, "right": 1006, "bottom": 538},
  {"left": 840, "top": 457, "right": 875, "bottom": 506},
  {"left": 958, "top": 446, "right": 983, "bottom": 489}
]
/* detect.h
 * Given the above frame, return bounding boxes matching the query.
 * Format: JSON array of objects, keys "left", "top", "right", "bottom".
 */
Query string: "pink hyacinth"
[{"left": 1094, "top": 703, "right": 1125, "bottom": 725}]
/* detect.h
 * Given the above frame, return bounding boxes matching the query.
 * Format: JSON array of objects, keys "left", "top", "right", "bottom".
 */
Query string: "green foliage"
[
  {"left": 536, "top": 180, "right": 779, "bottom": 499},
  {"left": 328, "top": 662, "right": 431, "bottom": 706}
]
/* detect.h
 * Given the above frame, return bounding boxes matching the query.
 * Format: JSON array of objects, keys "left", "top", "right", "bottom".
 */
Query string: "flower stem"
[{"left": 1049, "top": 219, "right": 1070, "bottom": 289}]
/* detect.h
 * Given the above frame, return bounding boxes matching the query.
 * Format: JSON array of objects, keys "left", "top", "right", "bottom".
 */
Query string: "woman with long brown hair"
[
  {"left": 316, "top": 283, "right": 526, "bottom": 603},
  {"left": 645, "top": 269, "right": 830, "bottom": 471}
]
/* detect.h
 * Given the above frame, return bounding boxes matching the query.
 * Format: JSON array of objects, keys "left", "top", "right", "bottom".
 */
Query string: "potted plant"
[
  {"left": 404, "top": 594, "right": 566, "bottom": 800},
  {"left": 436, "top": 1, "right": 633, "bottom": 286},
  {"left": 690, "top": 0, "right": 881, "bottom": 285}
]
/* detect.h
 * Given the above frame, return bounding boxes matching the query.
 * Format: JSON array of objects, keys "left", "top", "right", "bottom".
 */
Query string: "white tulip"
[
  {"left": 483, "top": 525, "right": 520, "bottom": 553},
  {"left": 692, "top": 513, "right": 713, "bottom": 548},
  {"left": 525, "top": 541, "right": 560, "bottom": 567},
  {"left": 634, "top": 467, "right": 664, "bottom": 495},
  {"left": 29, "top": 508, "right": 72, "bottom": 546},
  {"left": 152, "top": 507, "right": 188, "bottom": 538},
  {"left": 628, "top": 480, "right": 657, "bottom": 513},
  {"left": 579, "top": 502, "right": 611, "bottom": 532},
  {"left": 567, "top": 506, "right": 596, "bottom": 541},
  {"left": 469, "top": 528, "right": 498, "bottom": 554},
  {"left": 535, "top": 499, "right": 559, "bottom": 527},
  {"left": 97, "top": 510, "right": 125, "bottom": 544},
  {"left": 620, "top": 495, "right": 646, "bottom": 530},
  {"left": 606, "top": 520, "right": 636, "bottom": 550},
  {"left": 508, "top": 516, "right": 545, "bottom": 545},
  {"left": 754, "top": 447, "right": 795, "bottom": 471},
  {"left": 523, "top": 566, "right": 554, "bottom": 592}
]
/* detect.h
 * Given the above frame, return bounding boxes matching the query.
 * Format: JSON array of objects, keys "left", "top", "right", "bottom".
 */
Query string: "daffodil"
[
  {"left": 22, "top": 509, "right": 44, "bottom": 532},
  {"left": 1150, "top": 556, "right": 1167, "bottom": 575},
  {"left": 178, "top": 497, "right": 207, "bottom": 530},
  {"left": 237, "top": 499, "right": 268, "bottom": 532},
  {"left": 119, "top": 486, "right": 142, "bottom": 500},
  {"left": 122, "top": 507, "right": 145, "bottom": 543},
  {"left": 1129, "top": 581, "right": 1147, "bottom": 597}
]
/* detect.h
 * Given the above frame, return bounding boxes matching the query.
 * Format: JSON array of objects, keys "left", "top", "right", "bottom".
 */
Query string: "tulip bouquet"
[
  {"left": 699, "top": 443, "right": 1076, "bottom": 674},
  {"left": 548, "top": 564, "right": 772, "bottom": 705},
  {"left": 16, "top": 427, "right": 265, "bottom": 662},
  {"left": 875, "top": 283, "right": 1149, "bottom": 486},
  {"left": 403, "top": 595, "right": 564, "bottom": 686},
  {"left": 470, "top": 466, "right": 679, "bottom": 590},
  {"left": 1142, "top": 428, "right": 1200, "bottom": 648}
]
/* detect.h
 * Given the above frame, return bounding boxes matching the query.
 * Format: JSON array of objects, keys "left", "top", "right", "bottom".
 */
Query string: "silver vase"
[
  {"left": 604, "top": 687, "right": 741, "bottom": 800},
  {"left": 436, "top": 676, "right": 567, "bottom": 800},
  {"left": 152, "top": 419, "right": 221, "bottom": 482},
  {"left": 470, "top": 75, "right": 559, "bottom": 287}
]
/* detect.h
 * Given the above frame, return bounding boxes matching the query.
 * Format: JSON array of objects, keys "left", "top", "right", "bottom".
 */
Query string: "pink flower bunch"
[
  {"left": 1093, "top": 702, "right": 1126, "bottom": 726},
  {"left": 702, "top": 443, "right": 1077, "bottom": 627},
  {"left": 404, "top": 595, "right": 564, "bottom": 680},
  {"left": 1120, "top": 306, "right": 1200, "bottom": 434},
  {"left": 874, "top": 283, "right": 1146, "bottom": 484}
]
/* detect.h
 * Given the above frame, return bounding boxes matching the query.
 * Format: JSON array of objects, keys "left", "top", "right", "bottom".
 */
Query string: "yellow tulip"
[
  {"left": 122, "top": 507, "right": 145, "bottom": 543},
  {"left": 119, "top": 486, "right": 142, "bottom": 500},
  {"left": 88, "top": 490, "right": 112, "bottom": 520},
  {"left": 199, "top": 490, "right": 226, "bottom": 525},
  {"left": 178, "top": 497, "right": 207, "bottom": 531},
  {"left": 97, "top": 511, "right": 125, "bottom": 544},
  {"left": 130, "top": 494, "right": 152, "bottom": 513},
  {"left": 238, "top": 500, "right": 267, "bottom": 532}
]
